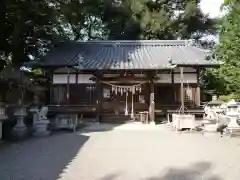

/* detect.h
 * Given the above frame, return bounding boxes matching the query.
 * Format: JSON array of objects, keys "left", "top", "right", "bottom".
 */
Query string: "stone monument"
[{"left": 33, "top": 106, "right": 50, "bottom": 137}]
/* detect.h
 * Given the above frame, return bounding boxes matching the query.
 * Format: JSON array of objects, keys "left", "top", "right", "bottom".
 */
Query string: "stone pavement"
[{"left": 1, "top": 123, "right": 240, "bottom": 180}]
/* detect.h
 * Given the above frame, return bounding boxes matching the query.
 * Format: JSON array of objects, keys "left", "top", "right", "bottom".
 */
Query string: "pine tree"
[{"left": 103, "top": 0, "right": 217, "bottom": 40}]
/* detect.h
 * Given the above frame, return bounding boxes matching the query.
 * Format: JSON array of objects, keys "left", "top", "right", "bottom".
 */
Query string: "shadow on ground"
[
  {"left": 0, "top": 132, "right": 89, "bottom": 180},
  {"left": 145, "top": 162, "right": 222, "bottom": 180},
  {"left": 99, "top": 162, "right": 222, "bottom": 180},
  {"left": 80, "top": 122, "right": 127, "bottom": 133}
]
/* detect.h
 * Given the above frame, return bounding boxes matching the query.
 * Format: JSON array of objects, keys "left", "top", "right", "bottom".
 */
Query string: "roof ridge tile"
[{"left": 76, "top": 40, "right": 192, "bottom": 47}]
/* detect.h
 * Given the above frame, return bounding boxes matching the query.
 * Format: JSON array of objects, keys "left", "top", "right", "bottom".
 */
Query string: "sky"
[
  {"left": 199, "top": 0, "right": 225, "bottom": 42},
  {"left": 200, "top": 0, "right": 225, "bottom": 18}
]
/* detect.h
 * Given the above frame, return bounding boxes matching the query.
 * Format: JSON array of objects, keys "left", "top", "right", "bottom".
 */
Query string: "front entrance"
[{"left": 101, "top": 83, "right": 149, "bottom": 116}]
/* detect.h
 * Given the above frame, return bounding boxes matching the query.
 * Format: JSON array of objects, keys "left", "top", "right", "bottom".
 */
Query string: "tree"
[
  {"left": 102, "top": 0, "right": 218, "bottom": 40},
  {"left": 0, "top": 0, "right": 218, "bottom": 69},
  {"left": 0, "top": 0, "right": 105, "bottom": 69},
  {"left": 213, "top": 1, "right": 240, "bottom": 97},
  {"left": 0, "top": 0, "right": 62, "bottom": 69}
]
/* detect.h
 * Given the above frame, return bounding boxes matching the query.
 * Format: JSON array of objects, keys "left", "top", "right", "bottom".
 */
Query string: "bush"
[{"left": 218, "top": 94, "right": 240, "bottom": 101}]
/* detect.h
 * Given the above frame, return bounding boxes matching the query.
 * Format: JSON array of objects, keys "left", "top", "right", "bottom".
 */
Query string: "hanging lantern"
[
  {"left": 129, "top": 87, "right": 132, "bottom": 92},
  {"left": 111, "top": 85, "right": 115, "bottom": 92},
  {"left": 115, "top": 86, "right": 118, "bottom": 95},
  {"left": 118, "top": 87, "right": 121, "bottom": 92}
]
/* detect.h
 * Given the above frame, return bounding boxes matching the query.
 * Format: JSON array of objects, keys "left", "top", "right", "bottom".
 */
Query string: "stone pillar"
[{"left": 149, "top": 80, "right": 155, "bottom": 125}]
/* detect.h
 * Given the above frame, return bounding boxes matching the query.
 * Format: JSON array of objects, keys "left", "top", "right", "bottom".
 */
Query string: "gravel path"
[{"left": 0, "top": 123, "right": 240, "bottom": 180}]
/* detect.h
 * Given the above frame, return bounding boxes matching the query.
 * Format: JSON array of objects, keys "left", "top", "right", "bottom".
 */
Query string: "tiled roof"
[{"left": 31, "top": 40, "right": 219, "bottom": 70}]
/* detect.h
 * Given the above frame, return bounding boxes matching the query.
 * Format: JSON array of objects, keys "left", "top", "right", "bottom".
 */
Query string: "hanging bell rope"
[{"left": 99, "top": 80, "right": 148, "bottom": 117}]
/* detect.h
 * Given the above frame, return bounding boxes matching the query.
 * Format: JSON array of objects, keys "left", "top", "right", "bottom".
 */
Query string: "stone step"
[{"left": 100, "top": 114, "right": 133, "bottom": 124}]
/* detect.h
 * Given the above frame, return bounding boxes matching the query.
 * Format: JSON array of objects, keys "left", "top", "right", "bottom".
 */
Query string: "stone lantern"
[
  {"left": 226, "top": 100, "right": 240, "bottom": 135},
  {"left": 226, "top": 100, "right": 239, "bottom": 116},
  {"left": 12, "top": 99, "right": 27, "bottom": 139}
]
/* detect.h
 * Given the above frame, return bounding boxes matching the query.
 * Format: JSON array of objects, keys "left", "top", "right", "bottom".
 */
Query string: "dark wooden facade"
[
  {"left": 27, "top": 40, "right": 219, "bottom": 123},
  {"left": 49, "top": 67, "right": 202, "bottom": 122}
]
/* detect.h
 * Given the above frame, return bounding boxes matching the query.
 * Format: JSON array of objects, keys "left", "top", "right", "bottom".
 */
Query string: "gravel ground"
[{"left": 0, "top": 123, "right": 240, "bottom": 180}]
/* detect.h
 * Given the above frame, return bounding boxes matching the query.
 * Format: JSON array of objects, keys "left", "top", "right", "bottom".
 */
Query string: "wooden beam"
[
  {"left": 144, "top": 71, "right": 157, "bottom": 80},
  {"left": 100, "top": 76, "right": 157, "bottom": 82}
]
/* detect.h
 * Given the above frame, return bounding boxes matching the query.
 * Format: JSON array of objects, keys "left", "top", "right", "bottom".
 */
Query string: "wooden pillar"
[
  {"left": 96, "top": 78, "right": 102, "bottom": 123},
  {"left": 149, "top": 80, "right": 155, "bottom": 124},
  {"left": 171, "top": 70, "right": 174, "bottom": 84},
  {"left": 196, "top": 87, "right": 200, "bottom": 106},
  {"left": 67, "top": 68, "right": 70, "bottom": 106},
  {"left": 196, "top": 68, "right": 201, "bottom": 106},
  {"left": 48, "top": 69, "right": 53, "bottom": 105},
  {"left": 180, "top": 67, "right": 185, "bottom": 113}
]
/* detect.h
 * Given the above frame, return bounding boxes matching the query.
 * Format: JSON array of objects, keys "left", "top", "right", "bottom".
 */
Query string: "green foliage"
[
  {"left": 0, "top": 0, "right": 106, "bottom": 69},
  {"left": 215, "top": 1, "right": 240, "bottom": 96},
  {"left": 219, "top": 94, "right": 240, "bottom": 101},
  {"left": 104, "top": 0, "right": 217, "bottom": 40},
  {"left": 200, "top": 68, "right": 227, "bottom": 95},
  {"left": 0, "top": 0, "right": 218, "bottom": 69}
]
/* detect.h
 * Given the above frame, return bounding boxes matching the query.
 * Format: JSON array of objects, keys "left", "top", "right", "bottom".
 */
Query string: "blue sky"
[{"left": 200, "top": 0, "right": 225, "bottom": 18}]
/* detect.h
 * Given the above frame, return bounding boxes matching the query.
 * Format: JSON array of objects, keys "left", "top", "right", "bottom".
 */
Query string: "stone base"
[
  {"left": 150, "top": 121, "right": 156, "bottom": 125},
  {"left": 172, "top": 114, "right": 195, "bottom": 130},
  {"left": 12, "top": 126, "right": 28, "bottom": 139},
  {"left": 34, "top": 120, "right": 50, "bottom": 137},
  {"left": 227, "top": 128, "right": 240, "bottom": 137}
]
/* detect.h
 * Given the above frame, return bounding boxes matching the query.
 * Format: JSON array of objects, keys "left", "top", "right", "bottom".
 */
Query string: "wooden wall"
[
  {"left": 50, "top": 67, "right": 200, "bottom": 109},
  {"left": 154, "top": 84, "right": 199, "bottom": 109},
  {"left": 51, "top": 84, "right": 96, "bottom": 105}
]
